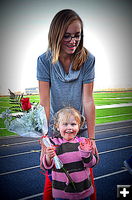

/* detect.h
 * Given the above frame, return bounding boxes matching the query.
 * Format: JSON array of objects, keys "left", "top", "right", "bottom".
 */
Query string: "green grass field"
[{"left": 0, "top": 91, "right": 132, "bottom": 136}]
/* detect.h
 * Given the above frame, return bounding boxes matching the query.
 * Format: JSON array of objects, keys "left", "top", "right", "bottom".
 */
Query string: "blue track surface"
[{"left": 0, "top": 121, "right": 132, "bottom": 200}]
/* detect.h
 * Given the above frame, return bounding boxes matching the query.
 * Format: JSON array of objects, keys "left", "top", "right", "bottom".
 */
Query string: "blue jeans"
[{"left": 55, "top": 197, "right": 90, "bottom": 200}]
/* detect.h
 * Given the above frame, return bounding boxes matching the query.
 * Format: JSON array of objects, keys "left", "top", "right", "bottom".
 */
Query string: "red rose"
[{"left": 20, "top": 98, "right": 31, "bottom": 111}]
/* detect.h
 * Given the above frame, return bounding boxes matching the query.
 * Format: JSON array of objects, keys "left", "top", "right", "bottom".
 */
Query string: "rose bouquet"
[
  {"left": 2, "top": 104, "right": 76, "bottom": 189},
  {"left": 2, "top": 104, "right": 62, "bottom": 169}
]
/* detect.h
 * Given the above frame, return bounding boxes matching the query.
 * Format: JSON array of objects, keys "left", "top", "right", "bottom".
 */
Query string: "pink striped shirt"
[{"left": 40, "top": 136, "right": 98, "bottom": 199}]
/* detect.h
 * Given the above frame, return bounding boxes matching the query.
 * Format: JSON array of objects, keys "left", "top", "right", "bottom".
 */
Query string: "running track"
[{"left": 0, "top": 121, "right": 132, "bottom": 200}]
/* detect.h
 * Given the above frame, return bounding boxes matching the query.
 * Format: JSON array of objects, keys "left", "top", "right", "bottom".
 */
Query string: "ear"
[
  {"left": 53, "top": 124, "right": 60, "bottom": 132},
  {"left": 57, "top": 126, "right": 60, "bottom": 131},
  {"left": 53, "top": 113, "right": 59, "bottom": 131},
  {"left": 80, "top": 115, "right": 85, "bottom": 127}
]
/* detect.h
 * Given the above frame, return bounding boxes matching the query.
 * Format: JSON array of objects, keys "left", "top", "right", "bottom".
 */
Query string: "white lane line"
[
  {"left": 96, "top": 133, "right": 132, "bottom": 142},
  {"left": 0, "top": 140, "right": 38, "bottom": 147},
  {"left": 0, "top": 150, "right": 41, "bottom": 159},
  {"left": 0, "top": 134, "right": 131, "bottom": 159},
  {"left": 0, "top": 146, "right": 131, "bottom": 176},
  {"left": 99, "top": 145, "right": 132, "bottom": 155},
  {"left": 0, "top": 135, "right": 21, "bottom": 139},
  {"left": 0, "top": 125, "right": 131, "bottom": 147},
  {"left": 18, "top": 193, "right": 43, "bottom": 200},
  {"left": 0, "top": 143, "right": 131, "bottom": 159},
  {"left": 94, "top": 169, "right": 127, "bottom": 180},
  {"left": 96, "top": 120, "right": 132, "bottom": 126},
  {"left": 95, "top": 125, "right": 132, "bottom": 133},
  {"left": 0, "top": 134, "right": 132, "bottom": 159},
  {"left": 0, "top": 165, "right": 40, "bottom": 176},
  {"left": 17, "top": 169, "right": 128, "bottom": 200}
]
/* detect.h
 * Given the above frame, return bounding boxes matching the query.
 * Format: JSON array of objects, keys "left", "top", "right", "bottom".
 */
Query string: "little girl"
[{"left": 40, "top": 107, "right": 99, "bottom": 200}]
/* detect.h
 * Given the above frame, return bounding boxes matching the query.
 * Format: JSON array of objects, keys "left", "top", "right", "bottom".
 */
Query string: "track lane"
[{"left": 0, "top": 121, "right": 131, "bottom": 200}]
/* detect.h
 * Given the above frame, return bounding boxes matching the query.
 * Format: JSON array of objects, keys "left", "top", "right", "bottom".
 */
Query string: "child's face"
[{"left": 57, "top": 115, "right": 80, "bottom": 141}]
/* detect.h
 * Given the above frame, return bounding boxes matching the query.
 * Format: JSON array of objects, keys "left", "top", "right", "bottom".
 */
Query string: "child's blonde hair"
[{"left": 53, "top": 107, "right": 85, "bottom": 131}]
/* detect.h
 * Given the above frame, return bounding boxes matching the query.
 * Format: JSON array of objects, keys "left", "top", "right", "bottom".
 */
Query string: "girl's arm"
[
  {"left": 79, "top": 138, "right": 98, "bottom": 168},
  {"left": 38, "top": 81, "right": 50, "bottom": 122},
  {"left": 82, "top": 82, "right": 95, "bottom": 139},
  {"left": 45, "top": 147, "right": 56, "bottom": 166},
  {"left": 82, "top": 82, "right": 99, "bottom": 161},
  {"left": 40, "top": 146, "right": 56, "bottom": 170},
  {"left": 39, "top": 80, "right": 51, "bottom": 169}
]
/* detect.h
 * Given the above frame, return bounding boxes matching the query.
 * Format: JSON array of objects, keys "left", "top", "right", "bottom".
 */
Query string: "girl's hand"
[
  {"left": 46, "top": 146, "right": 56, "bottom": 159},
  {"left": 90, "top": 140, "right": 100, "bottom": 163},
  {"left": 90, "top": 140, "right": 98, "bottom": 153},
  {"left": 79, "top": 138, "right": 93, "bottom": 151},
  {"left": 40, "top": 138, "right": 56, "bottom": 160},
  {"left": 39, "top": 139, "right": 47, "bottom": 161}
]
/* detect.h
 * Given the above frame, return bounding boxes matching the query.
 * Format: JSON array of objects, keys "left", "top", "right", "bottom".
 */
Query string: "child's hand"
[
  {"left": 46, "top": 146, "right": 56, "bottom": 159},
  {"left": 79, "top": 138, "right": 93, "bottom": 151},
  {"left": 39, "top": 139, "right": 47, "bottom": 161}
]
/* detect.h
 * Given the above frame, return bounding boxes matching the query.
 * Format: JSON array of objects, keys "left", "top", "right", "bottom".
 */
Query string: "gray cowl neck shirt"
[{"left": 37, "top": 50, "right": 95, "bottom": 136}]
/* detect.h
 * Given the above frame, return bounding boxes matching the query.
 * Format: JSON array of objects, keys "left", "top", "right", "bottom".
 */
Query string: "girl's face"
[
  {"left": 60, "top": 20, "right": 82, "bottom": 55},
  {"left": 57, "top": 115, "right": 80, "bottom": 141}
]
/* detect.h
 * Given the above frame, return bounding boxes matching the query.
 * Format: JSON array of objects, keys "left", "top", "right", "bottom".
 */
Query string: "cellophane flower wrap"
[
  {"left": 2, "top": 104, "right": 76, "bottom": 190},
  {"left": 2, "top": 105, "right": 63, "bottom": 169}
]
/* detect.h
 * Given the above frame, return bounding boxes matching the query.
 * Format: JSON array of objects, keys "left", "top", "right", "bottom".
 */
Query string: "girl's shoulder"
[
  {"left": 84, "top": 51, "right": 95, "bottom": 66},
  {"left": 38, "top": 50, "right": 52, "bottom": 63}
]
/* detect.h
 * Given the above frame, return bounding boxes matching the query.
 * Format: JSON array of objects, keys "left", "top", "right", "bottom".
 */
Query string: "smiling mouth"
[
  {"left": 65, "top": 44, "right": 77, "bottom": 49},
  {"left": 65, "top": 130, "right": 74, "bottom": 134}
]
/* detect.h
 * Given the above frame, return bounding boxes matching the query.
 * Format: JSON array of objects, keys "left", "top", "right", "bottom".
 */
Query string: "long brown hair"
[{"left": 48, "top": 9, "right": 88, "bottom": 70}]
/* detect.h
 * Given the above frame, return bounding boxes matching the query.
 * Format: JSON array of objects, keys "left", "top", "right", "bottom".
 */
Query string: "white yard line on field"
[
  {"left": 96, "top": 103, "right": 132, "bottom": 109},
  {"left": 96, "top": 113, "right": 132, "bottom": 119},
  {"left": 100, "top": 97, "right": 132, "bottom": 99},
  {"left": 0, "top": 103, "right": 132, "bottom": 118}
]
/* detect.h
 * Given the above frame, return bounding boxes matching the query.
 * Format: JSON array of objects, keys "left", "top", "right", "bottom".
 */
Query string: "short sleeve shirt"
[{"left": 37, "top": 50, "right": 95, "bottom": 136}]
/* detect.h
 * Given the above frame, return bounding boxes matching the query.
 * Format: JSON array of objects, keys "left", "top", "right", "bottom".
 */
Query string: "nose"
[
  {"left": 67, "top": 124, "right": 72, "bottom": 129},
  {"left": 70, "top": 37, "right": 76, "bottom": 43}
]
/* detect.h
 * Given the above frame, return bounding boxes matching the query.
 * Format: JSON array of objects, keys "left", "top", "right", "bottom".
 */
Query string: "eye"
[
  {"left": 71, "top": 123, "right": 77, "bottom": 126},
  {"left": 63, "top": 123, "right": 68, "bottom": 126},
  {"left": 63, "top": 34, "right": 70, "bottom": 39},
  {"left": 75, "top": 34, "right": 81, "bottom": 38}
]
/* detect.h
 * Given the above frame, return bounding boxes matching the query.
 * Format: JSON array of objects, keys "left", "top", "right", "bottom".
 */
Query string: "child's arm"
[
  {"left": 45, "top": 146, "right": 56, "bottom": 166},
  {"left": 40, "top": 140, "right": 56, "bottom": 170},
  {"left": 79, "top": 138, "right": 98, "bottom": 167}
]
